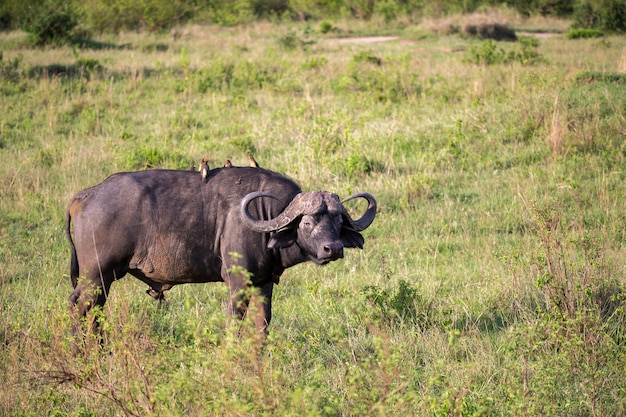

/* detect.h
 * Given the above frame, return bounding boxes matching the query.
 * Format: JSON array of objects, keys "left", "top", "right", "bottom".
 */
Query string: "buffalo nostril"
[{"left": 320, "top": 242, "right": 344, "bottom": 259}]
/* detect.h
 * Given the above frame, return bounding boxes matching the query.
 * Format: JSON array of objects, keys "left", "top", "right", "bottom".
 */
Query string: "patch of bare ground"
[
  {"left": 334, "top": 36, "right": 399, "bottom": 44},
  {"left": 517, "top": 32, "right": 560, "bottom": 39}
]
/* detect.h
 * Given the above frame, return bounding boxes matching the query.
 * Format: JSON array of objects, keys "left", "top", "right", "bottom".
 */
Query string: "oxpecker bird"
[
  {"left": 224, "top": 159, "right": 233, "bottom": 168},
  {"left": 248, "top": 154, "right": 260, "bottom": 168},
  {"left": 200, "top": 157, "right": 210, "bottom": 182}
]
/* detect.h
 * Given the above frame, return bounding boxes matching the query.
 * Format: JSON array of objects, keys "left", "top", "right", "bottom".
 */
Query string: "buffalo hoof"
[{"left": 146, "top": 288, "right": 165, "bottom": 302}]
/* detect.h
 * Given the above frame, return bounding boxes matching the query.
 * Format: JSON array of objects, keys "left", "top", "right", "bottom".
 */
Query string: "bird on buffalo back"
[
  {"left": 200, "top": 157, "right": 210, "bottom": 182},
  {"left": 248, "top": 154, "right": 260, "bottom": 168}
]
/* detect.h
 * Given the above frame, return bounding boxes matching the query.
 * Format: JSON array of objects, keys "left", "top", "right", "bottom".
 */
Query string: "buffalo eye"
[{"left": 300, "top": 215, "right": 314, "bottom": 232}]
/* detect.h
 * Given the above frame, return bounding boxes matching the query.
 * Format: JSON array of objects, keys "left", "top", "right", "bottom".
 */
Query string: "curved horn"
[
  {"left": 341, "top": 192, "right": 377, "bottom": 231},
  {"left": 240, "top": 191, "right": 303, "bottom": 233}
]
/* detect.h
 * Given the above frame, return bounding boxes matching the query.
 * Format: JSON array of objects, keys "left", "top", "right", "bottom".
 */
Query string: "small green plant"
[
  {"left": 363, "top": 278, "right": 434, "bottom": 328},
  {"left": 352, "top": 50, "right": 382, "bottom": 66},
  {"left": 278, "top": 31, "right": 299, "bottom": 49},
  {"left": 319, "top": 20, "right": 333, "bottom": 34},
  {"left": 178, "top": 47, "right": 190, "bottom": 71},
  {"left": 302, "top": 56, "right": 328, "bottom": 69},
  {"left": 507, "top": 35, "right": 544, "bottom": 65},
  {"left": 465, "top": 39, "right": 505, "bottom": 65},
  {"left": 0, "top": 52, "right": 23, "bottom": 81},
  {"left": 566, "top": 28, "right": 605, "bottom": 39},
  {"left": 466, "top": 37, "right": 544, "bottom": 66},
  {"left": 76, "top": 57, "right": 103, "bottom": 74}
]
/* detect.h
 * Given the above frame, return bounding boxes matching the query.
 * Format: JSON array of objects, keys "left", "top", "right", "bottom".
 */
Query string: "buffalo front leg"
[
  {"left": 227, "top": 280, "right": 274, "bottom": 334},
  {"left": 253, "top": 281, "right": 273, "bottom": 334}
]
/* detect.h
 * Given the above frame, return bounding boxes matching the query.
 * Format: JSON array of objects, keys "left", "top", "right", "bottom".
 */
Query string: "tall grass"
[{"left": 1, "top": 18, "right": 625, "bottom": 416}]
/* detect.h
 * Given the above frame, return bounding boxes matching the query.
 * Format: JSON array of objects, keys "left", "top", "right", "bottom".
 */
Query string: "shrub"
[
  {"left": 319, "top": 20, "right": 333, "bottom": 33},
  {"left": 376, "top": 0, "right": 399, "bottom": 23},
  {"left": 23, "top": 4, "right": 77, "bottom": 47},
  {"left": 507, "top": 35, "right": 544, "bottom": 65},
  {"left": 363, "top": 280, "right": 422, "bottom": 323},
  {"left": 79, "top": 0, "right": 191, "bottom": 33},
  {"left": 504, "top": 201, "right": 626, "bottom": 416},
  {"left": 0, "top": 52, "right": 23, "bottom": 81},
  {"left": 278, "top": 31, "right": 299, "bottom": 49},
  {"left": 276, "top": 27, "right": 315, "bottom": 50},
  {"left": 352, "top": 50, "right": 382, "bottom": 66},
  {"left": 0, "top": 0, "right": 38, "bottom": 30},
  {"left": 573, "top": 0, "right": 626, "bottom": 32},
  {"left": 465, "top": 40, "right": 506, "bottom": 65},
  {"left": 465, "top": 36, "right": 544, "bottom": 66},
  {"left": 513, "top": 0, "right": 574, "bottom": 17}
]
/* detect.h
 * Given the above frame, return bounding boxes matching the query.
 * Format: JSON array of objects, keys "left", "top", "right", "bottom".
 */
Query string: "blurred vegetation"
[{"left": 0, "top": 0, "right": 625, "bottom": 38}]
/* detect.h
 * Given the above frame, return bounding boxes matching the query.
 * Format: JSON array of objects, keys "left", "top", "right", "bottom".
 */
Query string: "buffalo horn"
[
  {"left": 240, "top": 191, "right": 302, "bottom": 233},
  {"left": 341, "top": 192, "right": 377, "bottom": 231}
]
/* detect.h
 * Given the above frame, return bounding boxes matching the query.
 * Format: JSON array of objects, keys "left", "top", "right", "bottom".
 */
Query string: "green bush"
[
  {"left": 319, "top": 20, "right": 333, "bottom": 33},
  {"left": 513, "top": 0, "right": 574, "bottom": 17},
  {"left": 23, "top": 4, "right": 77, "bottom": 47},
  {"left": 0, "top": 52, "right": 23, "bottom": 81},
  {"left": 573, "top": 0, "right": 626, "bottom": 32},
  {"left": 466, "top": 37, "right": 544, "bottom": 66},
  {"left": 363, "top": 280, "right": 421, "bottom": 322},
  {"left": 79, "top": 0, "right": 191, "bottom": 33},
  {"left": 465, "top": 40, "right": 506, "bottom": 65},
  {"left": 507, "top": 35, "right": 545, "bottom": 65},
  {"left": 203, "top": 0, "right": 254, "bottom": 26},
  {"left": 0, "top": 0, "right": 42, "bottom": 30}
]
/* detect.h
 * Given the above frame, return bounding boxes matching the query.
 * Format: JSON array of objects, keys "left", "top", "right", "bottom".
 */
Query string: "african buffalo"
[{"left": 66, "top": 166, "right": 376, "bottom": 333}]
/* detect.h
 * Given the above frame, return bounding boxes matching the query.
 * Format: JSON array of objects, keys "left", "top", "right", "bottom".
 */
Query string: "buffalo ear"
[
  {"left": 268, "top": 228, "right": 297, "bottom": 250},
  {"left": 341, "top": 228, "right": 365, "bottom": 249}
]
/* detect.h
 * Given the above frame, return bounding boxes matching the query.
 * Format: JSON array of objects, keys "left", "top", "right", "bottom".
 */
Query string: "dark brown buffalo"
[{"left": 66, "top": 166, "right": 376, "bottom": 333}]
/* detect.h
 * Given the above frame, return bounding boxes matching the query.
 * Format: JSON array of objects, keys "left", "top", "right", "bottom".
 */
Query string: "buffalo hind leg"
[{"left": 69, "top": 272, "right": 112, "bottom": 340}]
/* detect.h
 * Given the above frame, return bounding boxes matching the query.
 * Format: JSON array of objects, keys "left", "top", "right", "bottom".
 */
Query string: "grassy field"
[{"left": 1, "top": 14, "right": 625, "bottom": 416}]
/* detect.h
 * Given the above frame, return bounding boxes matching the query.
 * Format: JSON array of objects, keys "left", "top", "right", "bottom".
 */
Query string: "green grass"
[{"left": 1, "top": 18, "right": 626, "bottom": 416}]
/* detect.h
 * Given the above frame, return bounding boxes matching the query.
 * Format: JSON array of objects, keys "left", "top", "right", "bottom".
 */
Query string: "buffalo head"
[{"left": 240, "top": 191, "right": 377, "bottom": 265}]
